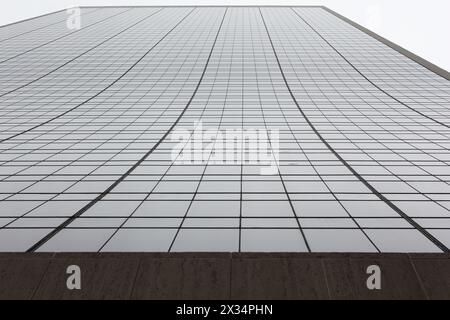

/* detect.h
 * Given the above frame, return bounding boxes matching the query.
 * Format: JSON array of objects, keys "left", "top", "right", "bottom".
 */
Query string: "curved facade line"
[{"left": 259, "top": 7, "right": 449, "bottom": 253}]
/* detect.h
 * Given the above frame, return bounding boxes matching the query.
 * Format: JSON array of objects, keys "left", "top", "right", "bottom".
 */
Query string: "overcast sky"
[{"left": 1, "top": 0, "right": 449, "bottom": 71}]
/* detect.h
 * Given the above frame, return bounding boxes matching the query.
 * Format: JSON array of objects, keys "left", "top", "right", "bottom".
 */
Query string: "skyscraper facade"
[{"left": 0, "top": 6, "right": 449, "bottom": 253}]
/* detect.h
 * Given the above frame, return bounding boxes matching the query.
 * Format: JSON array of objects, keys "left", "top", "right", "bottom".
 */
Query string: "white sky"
[{"left": 1, "top": 0, "right": 449, "bottom": 72}]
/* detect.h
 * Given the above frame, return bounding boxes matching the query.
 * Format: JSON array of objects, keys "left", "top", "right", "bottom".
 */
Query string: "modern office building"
[{"left": 0, "top": 6, "right": 449, "bottom": 254}]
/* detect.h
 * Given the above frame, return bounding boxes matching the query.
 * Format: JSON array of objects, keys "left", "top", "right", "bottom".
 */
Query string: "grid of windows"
[{"left": 0, "top": 6, "right": 448, "bottom": 252}]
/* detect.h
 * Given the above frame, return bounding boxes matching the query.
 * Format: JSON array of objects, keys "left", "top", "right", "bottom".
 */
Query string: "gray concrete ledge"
[{"left": 0, "top": 253, "right": 449, "bottom": 300}]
